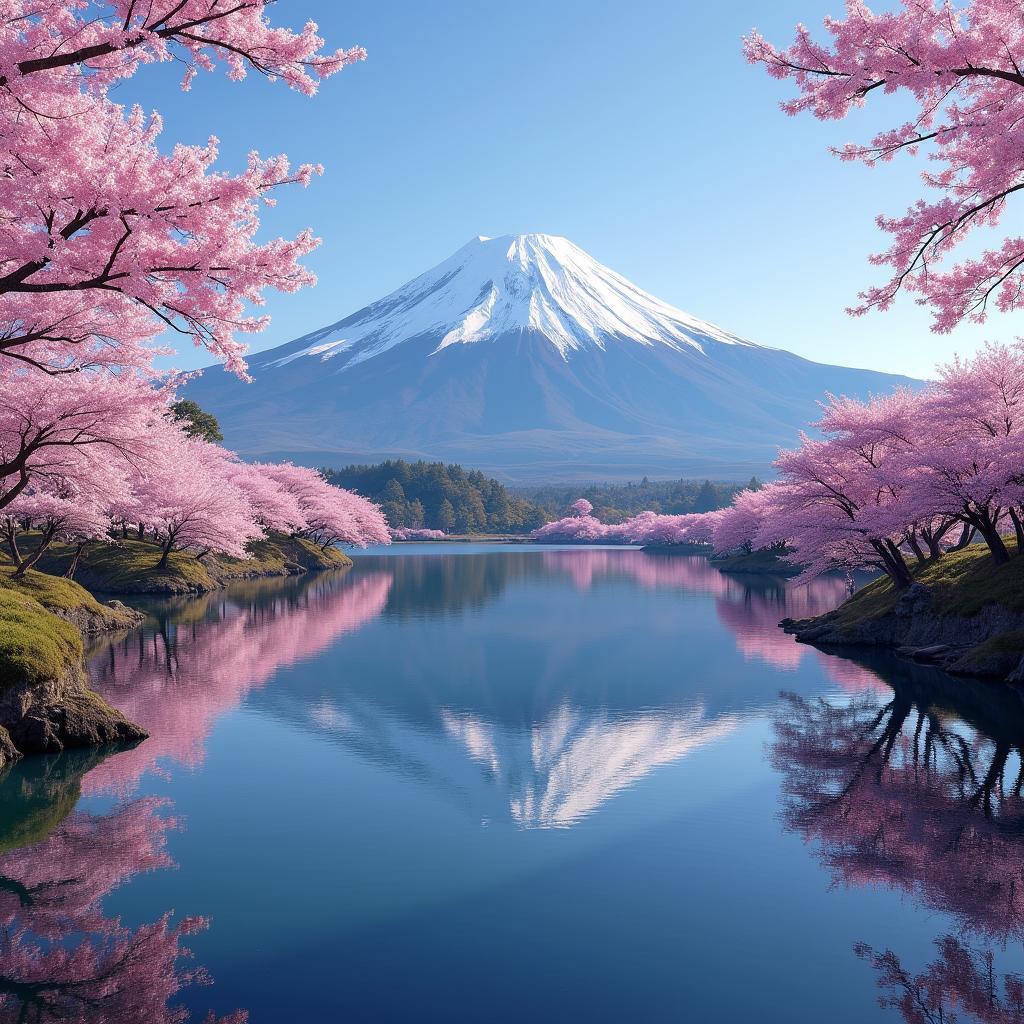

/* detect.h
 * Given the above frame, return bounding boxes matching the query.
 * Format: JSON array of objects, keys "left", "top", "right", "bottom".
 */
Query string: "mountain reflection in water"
[
  {"left": 84, "top": 549, "right": 869, "bottom": 825},
  {"left": 3, "top": 547, "right": 1024, "bottom": 1022}
]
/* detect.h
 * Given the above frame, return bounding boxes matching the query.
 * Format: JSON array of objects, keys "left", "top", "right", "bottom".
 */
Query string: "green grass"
[
  {"left": 711, "top": 548, "right": 800, "bottom": 575},
  {"left": 33, "top": 538, "right": 219, "bottom": 594},
  {"left": 0, "top": 563, "right": 137, "bottom": 628},
  {"left": 215, "top": 534, "right": 352, "bottom": 578},
  {"left": 22, "top": 531, "right": 352, "bottom": 594},
  {"left": 0, "top": 586, "right": 82, "bottom": 690},
  {"left": 831, "top": 541, "right": 1024, "bottom": 632},
  {"left": 954, "top": 630, "right": 1024, "bottom": 669}
]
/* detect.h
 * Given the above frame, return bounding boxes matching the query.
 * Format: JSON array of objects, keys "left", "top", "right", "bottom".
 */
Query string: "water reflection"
[
  {"left": 5, "top": 546, "right": 995, "bottom": 1021},
  {"left": 772, "top": 657, "right": 1024, "bottom": 1022},
  {"left": 84, "top": 571, "right": 392, "bottom": 795},
  {"left": 79, "top": 549, "right": 872, "bottom": 828},
  {"left": 0, "top": 753, "right": 245, "bottom": 1023},
  {"left": 442, "top": 705, "right": 738, "bottom": 828}
]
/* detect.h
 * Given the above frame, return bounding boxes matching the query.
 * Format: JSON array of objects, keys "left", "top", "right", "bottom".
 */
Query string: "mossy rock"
[
  {"left": 948, "top": 630, "right": 1024, "bottom": 678},
  {"left": 0, "top": 587, "right": 82, "bottom": 691}
]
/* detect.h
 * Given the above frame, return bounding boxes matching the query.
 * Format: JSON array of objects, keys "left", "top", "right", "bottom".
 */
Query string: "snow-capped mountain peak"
[{"left": 269, "top": 233, "right": 755, "bottom": 371}]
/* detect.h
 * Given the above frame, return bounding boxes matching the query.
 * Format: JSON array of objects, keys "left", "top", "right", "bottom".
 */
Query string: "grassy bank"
[
  {"left": 710, "top": 548, "right": 799, "bottom": 576},
  {"left": 0, "top": 584, "right": 82, "bottom": 691},
  {"left": 0, "top": 566, "right": 142, "bottom": 690},
  {"left": 826, "top": 542, "right": 1024, "bottom": 634},
  {"left": 25, "top": 532, "right": 352, "bottom": 595},
  {"left": 786, "top": 543, "right": 1024, "bottom": 680}
]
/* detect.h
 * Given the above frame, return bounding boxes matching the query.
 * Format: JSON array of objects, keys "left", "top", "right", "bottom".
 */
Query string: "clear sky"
[{"left": 128, "top": 0, "right": 1016, "bottom": 380}]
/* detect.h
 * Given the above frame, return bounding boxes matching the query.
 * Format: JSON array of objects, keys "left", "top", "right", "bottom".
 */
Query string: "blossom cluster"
[
  {"left": 535, "top": 340, "right": 1024, "bottom": 589},
  {"left": 0, "top": 5, "right": 386, "bottom": 578},
  {"left": 747, "top": 0, "right": 1024, "bottom": 333}
]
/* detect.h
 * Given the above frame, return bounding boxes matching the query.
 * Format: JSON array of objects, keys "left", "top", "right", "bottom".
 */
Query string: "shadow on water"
[{"left": 772, "top": 650, "right": 1024, "bottom": 1022}]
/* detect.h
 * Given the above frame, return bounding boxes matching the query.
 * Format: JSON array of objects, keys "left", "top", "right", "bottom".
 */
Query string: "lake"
[{"left": 2, "top": 544, "right": 1022, "bottom": 1023}]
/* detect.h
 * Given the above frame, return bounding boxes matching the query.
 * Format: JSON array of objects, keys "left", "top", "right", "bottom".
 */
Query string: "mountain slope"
[{"left": 187, "top": 233, "right": 918, "bottom": 481}]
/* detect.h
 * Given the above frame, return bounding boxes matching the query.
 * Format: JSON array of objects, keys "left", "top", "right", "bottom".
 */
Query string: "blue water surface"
[{"left": 1, "top": 545, "right": 1019, "bottom": 1023}]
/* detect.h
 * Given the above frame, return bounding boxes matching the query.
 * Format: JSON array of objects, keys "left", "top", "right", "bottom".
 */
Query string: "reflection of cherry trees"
[
  {"left": 772, "top": 675, "right": 1024, "bottom": 1023},
  {"left": 855, "top": 936, "right": 1024, "bottom": 1024},
  {"left": 83, "top": 572, "right": 391, "bottom": 796},
  {"left": 543, "top": 548, "right": 863, "bottom": 681},
  {"left": 774, "top": 685, "right": 1024, "bottom": 937},
  {"left": 0, "top": 794, "right": 244, "bottom": 1023}
]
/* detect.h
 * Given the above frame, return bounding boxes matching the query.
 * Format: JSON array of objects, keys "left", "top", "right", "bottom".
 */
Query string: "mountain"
[{"left": 186, "top": 233, "right": 918, "bottom": 481}]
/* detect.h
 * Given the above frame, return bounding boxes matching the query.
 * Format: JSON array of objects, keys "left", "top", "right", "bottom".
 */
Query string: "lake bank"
[
  {"left": 0, "top": 569, "right": 146, "bottom": 770},
  {"left": 0, "top": 533, "right": 358, "bottom": 768},
  {"left": 782, "top": 544, "right": 1024, "bottom": 681},
  {"left": 26, "top": 532, "right": 353, "bottom": 595}
]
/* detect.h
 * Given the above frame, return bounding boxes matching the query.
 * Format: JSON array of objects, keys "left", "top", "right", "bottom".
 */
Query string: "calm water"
[{"left": 2, "top": 545, "right": 1023, "bottom": 1022}]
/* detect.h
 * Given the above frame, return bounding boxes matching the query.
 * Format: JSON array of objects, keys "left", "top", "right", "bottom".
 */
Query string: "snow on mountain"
[
  {"left": 267, "top": 233, "right": 753, "bottom": 371},
  {"left": 187, "top": 233, "right": 920, "bottom": 481}
]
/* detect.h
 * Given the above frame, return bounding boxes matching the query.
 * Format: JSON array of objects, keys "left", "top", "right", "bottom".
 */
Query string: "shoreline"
[{"left": 782, "top": 546, "right": 1024, "bottom": 683}]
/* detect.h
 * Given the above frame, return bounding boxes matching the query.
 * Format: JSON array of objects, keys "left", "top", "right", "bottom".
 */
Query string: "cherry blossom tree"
[
  {"left": 752, "top": 391, "right": 928, "bottom": 586},
  {"left": 131, "top": 429, "right": 261, "bottom": 568},
  {"left": 223, "top": 460, "right": 306, "bottom": 536},
  {"left": 390, "top": 527, "right": 447, "bottom": 540},
  {"left": 0, "top": 367, "right": 166, "bottom": 511},
  {"left": 910, "top": 341, "right": 1024, "bottom": 563},
  {"left": 2, "top": 464, "right": 126, "bottom": 577},
  {"left": 259, "top": 463, "right": 390, "bottom": 549},
  {"left": 0, "top": 2, "right": 365, "bottom": 377},
  {"left": 746, "top": 1, "right": 1024, "bottom": 333},
  {"left": 711, "top": 485, "right": 785, "bottom": 555}
]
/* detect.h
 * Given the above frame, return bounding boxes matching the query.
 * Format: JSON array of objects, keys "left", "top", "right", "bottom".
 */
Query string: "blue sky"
[{"left": 128, "top": 0, "right": 1011, "bottom": 379}]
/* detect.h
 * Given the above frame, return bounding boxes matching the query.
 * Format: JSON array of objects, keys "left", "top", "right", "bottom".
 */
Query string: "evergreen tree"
[
  {"left": 437, "top": 498, "right": 455, "bottom": 532},
  {"left": 170, "top": 400, "right": 224, "bottom": 443},
  {"left": 694, "top": 480, "right": 718, "bottom": 512}
]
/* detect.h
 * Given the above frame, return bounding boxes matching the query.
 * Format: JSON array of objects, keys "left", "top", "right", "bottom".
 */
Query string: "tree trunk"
[
  {"left": 137, "top": 523, "right": 145, "bottom": 540},
  {"left": 972, "top": 512, "right": 1011, "bottom": 566},
  {"left": 872, "top": 539, "right": 912, "bottom": 590},
  {"left": 155, "top": 538, "right": 173, "bottom": 570},
  {"left": 4, "top": 519, "right": 22, "bottom": 570},
  {"left": 64, "top": 540, "right": 90, "bottom": 580},
  {"left": 1009, "top": 508, "right": 1024, "bottom": 555},
  {"left": 907, "top": 532, "right": 926, "bottom": 564},
  {"left": 950, "top": 523, "right": 975, "bottom": 551},
  {"left": 12, "top": 526, "right": 56, "bottom": 578}
]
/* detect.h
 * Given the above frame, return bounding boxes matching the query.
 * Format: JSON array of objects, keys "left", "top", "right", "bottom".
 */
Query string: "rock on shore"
[
  {"left": 782, "top": 582, "right": 1024, "bottom": 682},
  {"left": 0, "top": 663, "right": 147, "bottom": 771}
]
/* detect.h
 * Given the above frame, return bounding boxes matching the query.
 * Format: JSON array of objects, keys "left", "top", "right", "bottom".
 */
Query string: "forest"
[
  {"left": 519, "top": 478, "right": 758, "bottom": 523},
  {"left": 323, "top": 461, "right": 547, "bottom": 534}
]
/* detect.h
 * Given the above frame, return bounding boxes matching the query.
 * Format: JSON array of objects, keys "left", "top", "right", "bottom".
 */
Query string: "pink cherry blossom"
[{"left": 746, "top": 1, "right": 1024, "bottom": 333}]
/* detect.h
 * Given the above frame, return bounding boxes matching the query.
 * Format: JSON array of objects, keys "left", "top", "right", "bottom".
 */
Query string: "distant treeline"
[
  {"left": 517, "top": 477, "right": 761, "bottom": 523},
  {"left": 323, "top": 460, "right": 547, "bottom": 534}
]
